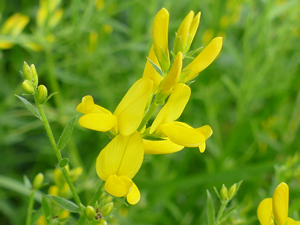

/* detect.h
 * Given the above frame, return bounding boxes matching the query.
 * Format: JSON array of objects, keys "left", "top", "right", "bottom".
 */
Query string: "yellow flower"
[
  {"left": 146, "top": 83, "right": 212, "bottom": 154},
  {"left": 77, "top": 78, "right": 153, "bottom": 136},
  {"left": 182, "top": 37, "right": 223, "bottom": 82},
  {"left": 96, "top": 131, "right": 143, "bottom": 205},
  {"left": 174, "top": 11, "right": 201, "bottom": 55},
  {"left": 152, "top": 8, "right": 170, "bottom": 74},
  {"left": 257, "top": 182, "right": 300, "bottom": 225}
]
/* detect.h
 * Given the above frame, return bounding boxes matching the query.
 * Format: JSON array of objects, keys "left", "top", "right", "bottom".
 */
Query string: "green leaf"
[
  {"left": 185, "top": 46, "right": 203, "bottom": 57},
  {"left": 146, "top": 57, "right": 164, "bottom": 76},
  {"left": 44, "top": 92, "right": 58, "bottom": 103},
  {"left": 49, "top": 195, "right": 80, "bottom": 213},
  {"left": 15, "top": 94, "right": 42, "bottom": 120},
  {"left": 59, "top": 158, "right": 69, "bottom": 168},
  {"left": 57, "top": 115, "right": 77, "bottom": 151},
  {"left": 220, "top": 206, "right": 237, "bottom": 220},
  {"left": 77, "top": 215, "right": 88, "bottom": 225},
  {"left": 42, "top": 195, "right": 52, "bottom": 222},
  {"left": 23, "top": 175, "right": 32, "bottom": 189},
  {"left": 213, "top": 186, "right": 221, "bottom": 201},
  {"left": 207, "top": 190, "right": 215, "bottom": 225}
]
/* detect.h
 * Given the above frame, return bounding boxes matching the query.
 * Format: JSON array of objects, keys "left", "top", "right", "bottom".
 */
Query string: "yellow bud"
[
  {"left": 85, "top": 205, "right": 96, "bottom": 220},
  {"left": 23, "top": 61, "right": 33, "bottom": 81},
  {"left": 22, "top": 80, "right": 35, "bottom": 94},
  {"left": 69, "top": 167, "right": 83, "bottom": 182},
  {"left": 228, "top": 183, "right": 237, "bottom": 200},
  {"left": 101, "top": 202, "right": 114, "bottom": 217},
  {"left": 48, "top": 185, "right": 59, "bottom": 196},
  {"left": 37, "top": 85, "right": 48, "bottom": 104},
  {"left": 104, "top": 195, "right": 113, "bottom": 204},
  {"left": 30, "top": 64, "right": 39, "bottom": 87},
  {"left": 95, "top": 219, "right": 107, "bottom": 225},
  {"left": 33, "top": 173, "right": 44, "bottom": 190},
  {"left": 220, "top": 184, "right": 228, "bottom": 201}
]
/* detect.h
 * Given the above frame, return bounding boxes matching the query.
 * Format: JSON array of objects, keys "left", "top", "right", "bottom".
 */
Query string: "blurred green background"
[{"left": 1, "top": 0, "right": 300, "bottom": 224}]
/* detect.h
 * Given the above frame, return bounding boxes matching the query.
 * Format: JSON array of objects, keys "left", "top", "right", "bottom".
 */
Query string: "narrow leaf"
[
  {"left": 146, "top": 57, "right": 164, "bottom": 76},
  {"left": 213, "top": 187, "right": 221, "bottom": 201},
  {"left": 57, "top": 115, "right": 77, "bottom": 151},
  {"left": 185, "top": 46, "right": 203, "bottom": 57},
  {"left": 44, "top": 92, "right": 58, "bottom": 103},
  {"left": 23, "top": 175, "right": 32, "bottom": 189},
  {"left": 49, "top": 195, "right": 80, "bottom": 213},
  {"left": 15, "top": 94, "right": 42, "bottom": 120},
  {"left": 42, "top": 195, "right": 52, "bottom": 222},
  {"left": 59, "top": 158, "right": 69, "bottom": 168},
  {"left": 207, "top": 190, "right": 215, "bottom": 225},
  {"left": 220, "top": 206, "right": 237, "bottom": 220}
]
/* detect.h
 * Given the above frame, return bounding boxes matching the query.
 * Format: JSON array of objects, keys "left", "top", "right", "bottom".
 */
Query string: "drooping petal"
[
  {"left": 117, "top": 131, "right": 144, "bottom": 179},
  {"left": 196, "top": 125, "right": 213, "bottom": 140},
  {"left": 198, "top": 141, "right": 206, "bottom": 153},
  {"left": 79, "top": 113, "right": 117, "bottom": 132},
  {"left": 126, "top": 181, "right": 140, "bottom": 205},
  {"left": 144, "top": 138, "right": 184, "bottom": 154},
  {"left": 183, "top": 37, "right": 223, "bottom": 82},
  {"left": 273, "top": 182, "right": 289, "bottom": 225},
  {"left": 76, "top": 95, "right": 111, "bottom": 114},
  {"left": 150, "top": 83, "right": 191, "bottom": 133},
  {"left": 160, "top": 122, "right": 205, "bottom": 147},
  {"left": 142, "top": 45, "right": 163, "bottom": 92},
  {"left": 114, "top": 78, "right": 153, "bottom": 136},
  {"left": 105, "top": 174, "right": 132, "bottom": 197},
  {"left": 257, "top": 198, "right": 274, "bottom": 225}
]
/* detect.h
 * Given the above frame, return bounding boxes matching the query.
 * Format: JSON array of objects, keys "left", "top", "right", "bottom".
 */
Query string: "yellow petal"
[
  {"left": 287, "top": 218, "right": 297, "bottom": 225},
  {"left": 142, "top": 45, "right": 163, "bottom": 92},
  {"left": 273, "top": 182, "right": 289, "bottom": 225},
  {"left": 0, "top": 41, "right": 14, "bottom": 49},
  {"left": 10, "top": 15, "right": 30, "bottom": 36},
  {"left": 160, "top": 122, "right": 205, "bottom": 147},
  {"left": 144, "top": 138, "right": 184, "bottom": 154},
  {"left": 1, "top": 13, "right": 21, "bottom": 34},
  {"left": 257, "top": 198, "right": 274, "bottom": 225},
  {"left": 198, "top": 141, "right": 206, "bottom": 153},
  {"left": 96, "top": 132, "right": 144, "bottom": 180},
  {"left": 37, "top": 7, "right": 47, "bottom": 28},
  {"left": 183, "top": 37, "right": 223, "bottom": 82},
  {"left": 126, "top": 181, "right": 140, "bottom": 205},
  {"left": 188, "top": 12, "right": 201, "bottom": 47},
  {"left": 105, "top": 174, "right": 132, "bottom": 197},
  {"left": 114, "top": 78, "right": 153, "bottom": 136},
  {"left": 196, "top": 125, "right": 213, "bottom": 140},
  {"left": 150, "top": 83, "right": 191, "bottom": 133},
  {"left": 176, "top": 11, "right": 194, "bottom": 49},
  {"left": 77, "top": 95, "right": 111, "bottom": 114},
  {"left": 79, "top": 113, "right": 117, "bottom": 132}
]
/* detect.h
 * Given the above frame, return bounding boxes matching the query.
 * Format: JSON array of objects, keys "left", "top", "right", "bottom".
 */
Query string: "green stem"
[
  {"left": 89, "top": 182, "right": 104, "bottom": 206},
  {"left": 25, "top": 190, "right": 36, "bottom": 225},
  {"left": 216, "top": 201, "right": 228, "bottom": 224},
  {"left": 35, "top": 95, "right": 82, "bottom": 210},
  {"left": 137, "top": 101, "right": 158, "bottom": 132}
]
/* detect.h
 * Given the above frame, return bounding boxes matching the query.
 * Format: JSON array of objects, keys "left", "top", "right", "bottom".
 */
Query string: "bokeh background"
[{"left": 1, "top": 0, "right": 300, "bottom": 224}]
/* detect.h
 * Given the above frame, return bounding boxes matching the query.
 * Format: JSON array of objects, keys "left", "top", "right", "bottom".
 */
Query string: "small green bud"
[
  {"left": 33, "top": 173, "right": 44, "bottom": 190},
  {"left": 101, "top": 202, "right": 114, "bottom": 217},
  {"left": 94, "top": 219, "right": 107, "bottom": 225},
  {"left": 85, "top": 205, "right": 96, "bottom": 220},
  {"left": 220, "top": 184, "right": 228, "bottom": 201},
  {"left": 228, "top": 183, "right": 237, "bottom": 200},
  {"left": 104, "top": 195, "right": 113, "bottom": 204},
  {"left": 30, "top": 64, "right": 38, "bottom": 87},
  {"left": 22, "top": 80, "right": 35, "bottom": 94},
  {"left": 23, "top": 61, "right": 33, "bottom": 81},
  {"left": 37, "top": 85, "right": 48, "bottom": 104}
]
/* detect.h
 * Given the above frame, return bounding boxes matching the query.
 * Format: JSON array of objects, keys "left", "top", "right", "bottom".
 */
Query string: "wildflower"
[
  {"left": 257, "top": 182, "right": 300, "bottom": 225},
  {"left": 37, "top": 0, "right": 63, "bottom": 28},
  {"left": 77, "top": 78, "right": 153, "bottom": 136},
  {"left": 96, "top": 131, "right": 143, "bottom": 205}
]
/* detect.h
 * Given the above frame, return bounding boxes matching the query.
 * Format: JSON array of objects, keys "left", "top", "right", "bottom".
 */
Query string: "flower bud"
[
  {"left": 69, "top": 167, "right": 83, "bottom": 182},
  {"left": 94, "top": 219, "right": 107, "bottom": 225},
  {"left": 220, "top": 184, "right": 228, "bottom": 201},
  {"left": 228, "top": 183, "right": 237, "bottom": 200},
  {"left": 33, "top": 173, "right": 44, "bottom": 190},
  {"left": 104, "top": 195, "right": 113, "bottom": 204},
  {"left": 101, "top": 202, "right": 114, "bottom": 217},
  {"left": 22, "top": 80, "right": 35, "bottom": 94},
  {"left": 23, "top": 61, "right": 33, "bottom": 81},
  {"left": 37, "top": 85, "right": 48, "bottom": 104},
  {"left": 30, "top": 64, "right": 39, "bottom": 87},
  {"left": 85, "top": 205, "right": 96, "bottom": 220}
]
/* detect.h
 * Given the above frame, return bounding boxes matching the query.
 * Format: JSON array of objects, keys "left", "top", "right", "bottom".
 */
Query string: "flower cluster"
[{"left": 77, "top": 8, "right": 223, "bottom": 205}]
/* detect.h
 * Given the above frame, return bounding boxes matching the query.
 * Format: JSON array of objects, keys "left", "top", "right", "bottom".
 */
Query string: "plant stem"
[
  {"left": 137, "top": 101, "right": 158, "bottom": 132},
  {"left": 216, "top": 201, "right": 228, "bottom": 224},
  {"left": 25, "top": 190, "right": 36, "bottom": 225},
  {"left": 35, "top": 95, "right": 82, "bottom": 210},
  {"left": 89, "top": 182, "right": 104, "bottom": 206}
]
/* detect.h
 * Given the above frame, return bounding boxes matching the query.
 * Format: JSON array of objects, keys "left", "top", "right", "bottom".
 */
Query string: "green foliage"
[{"left": 49, "top": 195, "right": 80, "bottom": 213}]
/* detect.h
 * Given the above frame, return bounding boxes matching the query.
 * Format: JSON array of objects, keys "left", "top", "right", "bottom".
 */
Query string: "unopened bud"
[
  {"left": 22, "top": 80, "right": 35, "bottom": 94},
  {"left": 220, "top": 184, "right": 228, "bottom": 201},
  {"left": 23, "top": 61, "right": 33, "bottom": 81},
  {"left": 95, "top": 219, "right": 107, "bottom": 225},
  {"left": 33, "top": 173, "right": 44, "bottom": 190},
  {"left": 85, "top": 205, "right": 96, "bottom": 220},
  {"left": 101, "top": 202, "right": 114, "bottom": 217},
  {"left": 69, "top": 167, "right": 83, "bottom": 182},
  {"left": 30, "top": 64, "right": 38, "bottom": 87},
  {"left": 37, "top": 85, "right": 48, "bottom": 104},
  {"left": 104, "top": 195, "right": 113, "bottom": 204},
  {"left": 228, "top": 183, "right": 237, "bottom": 200}
]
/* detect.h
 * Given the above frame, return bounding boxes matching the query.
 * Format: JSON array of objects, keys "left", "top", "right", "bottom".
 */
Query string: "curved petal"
[
  {"left": 144, "top": 139, "right": 184, "bottom": 154},
  {"left": 114, "top": 78, "right": 153, "bottom": 136},
  {"left": 160, "top": 122, "right": 205, "bottom": 147},
  {"left": 287, "top": 218, "right": 297, "bottom": 225},
  {"left": 273, "top": 182, "right": 289, "bottom": 225},
  {"left": 176, "top": 11, "right": 194, "bottom": 48},
  {"left": 79, "top": 113, "right": 117, "bottom": 132},
  {"left": 198, "top": 141, "right": 206, "bottom": 153},
  {"left": 183, "top": 37, "right": 223, "bottom": 82},
  {"left": 126, "top": 181, "right": 140, "bottom": 205},
  {"left": 77, "top": 95, "right": 111, "bottom": 114},
  {"left": 150, "top": 83, "right": 191, "bottom": 133},
  {"left": 196, "top": 125, "right": 213, "bottom": 140},
  {"left": 105, "top": 174, "right": 132, "bottom": 197},
  {"left": 257, "top": 198, "right": 274, "bottom": 225}
]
